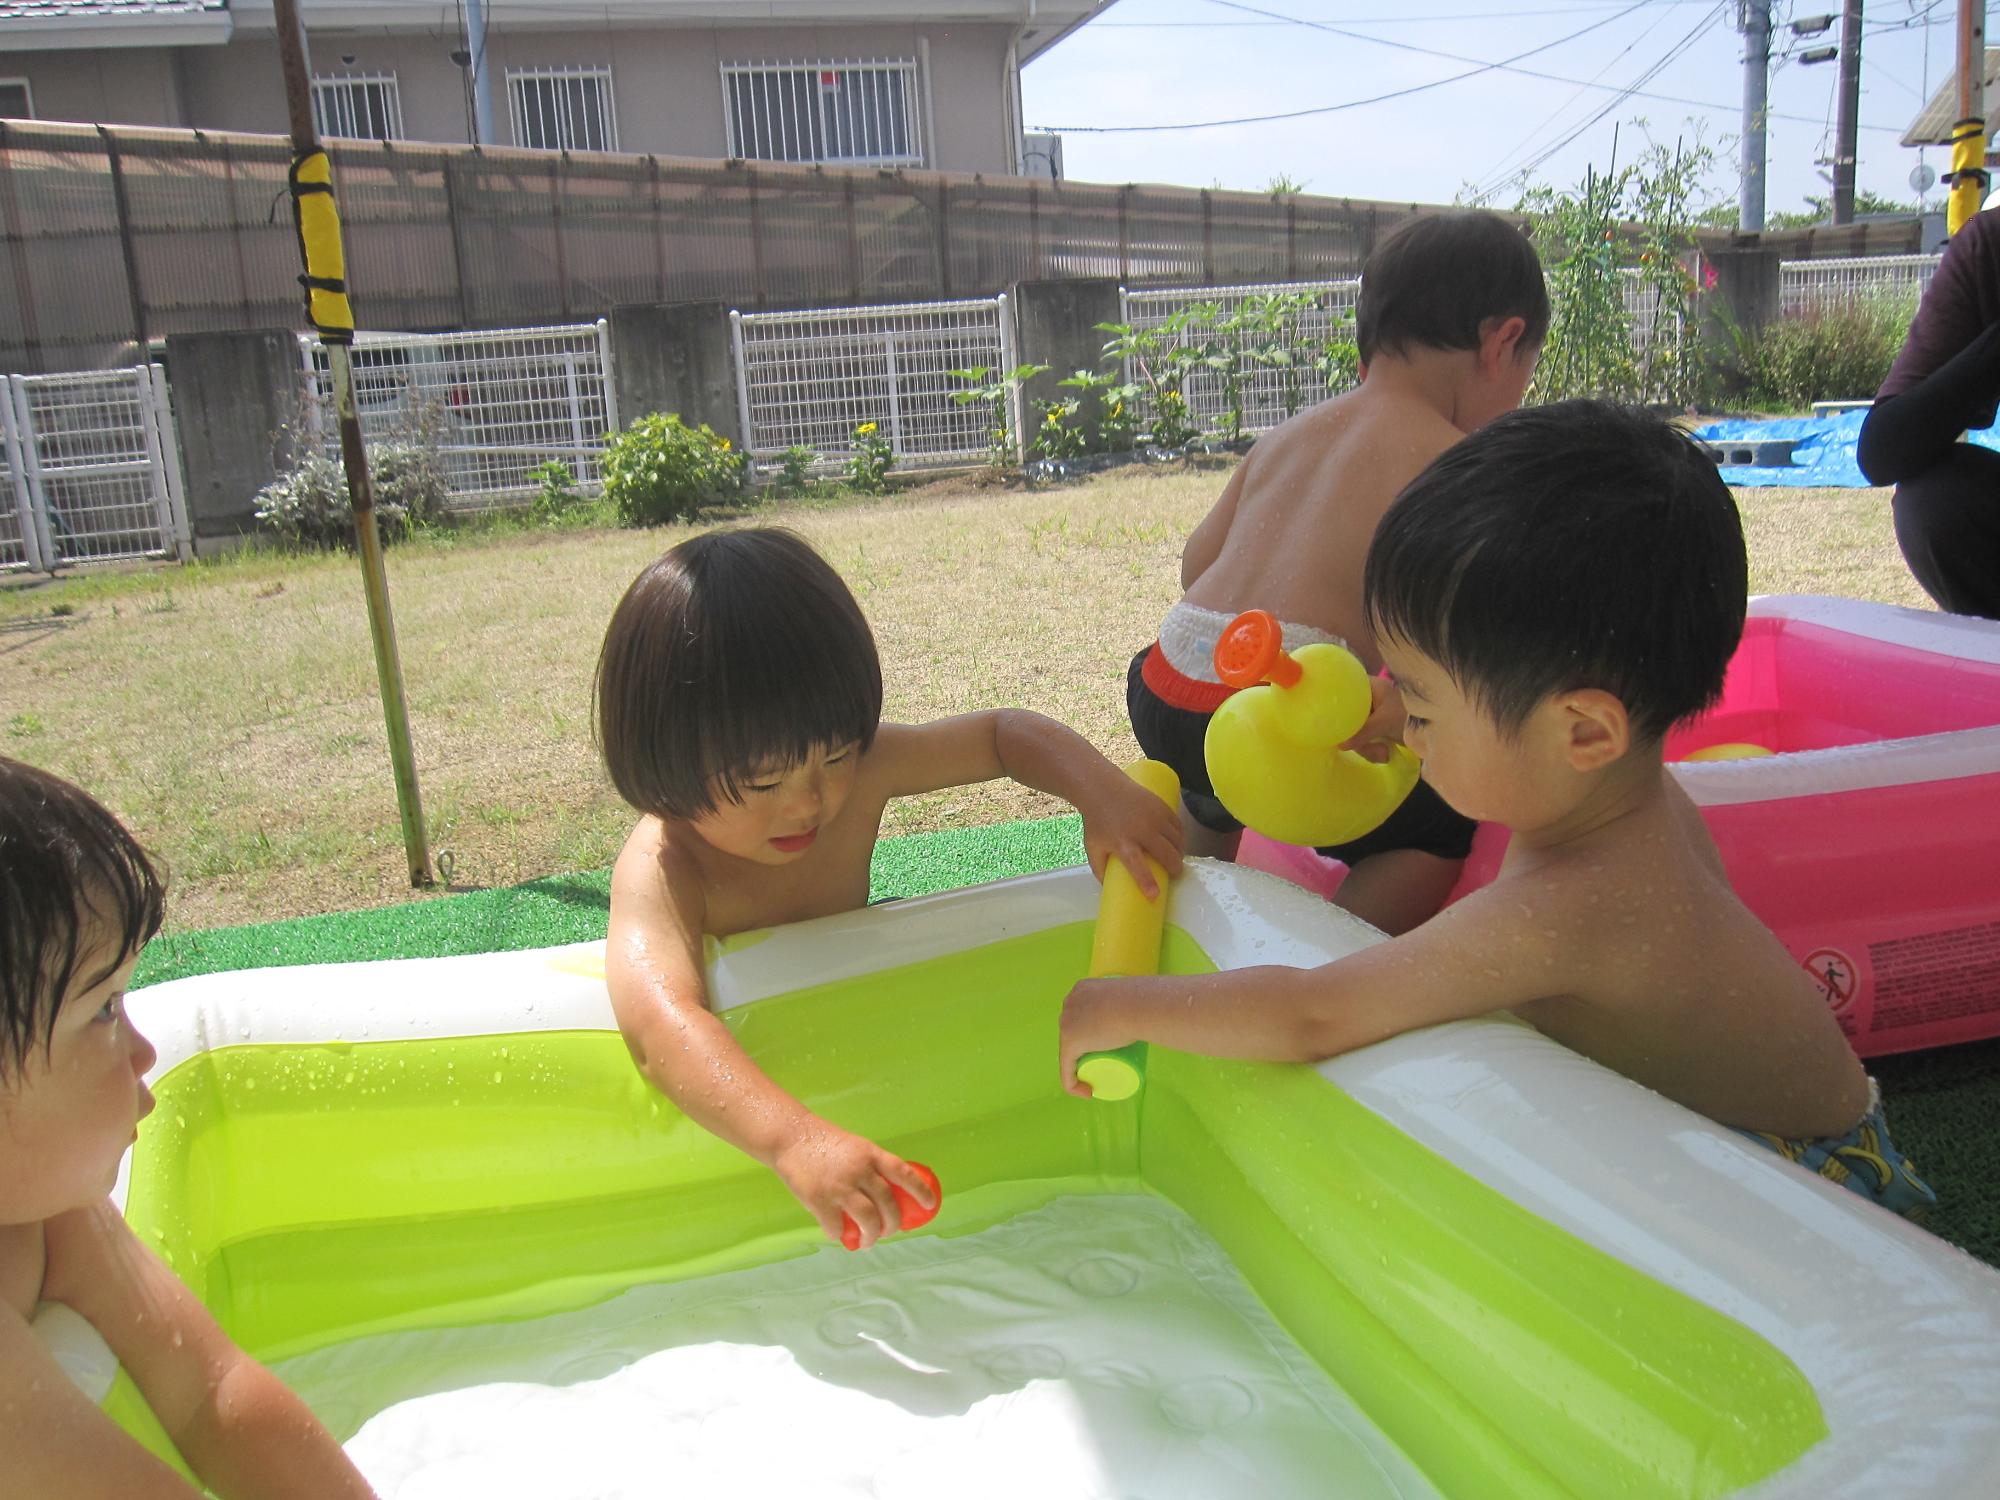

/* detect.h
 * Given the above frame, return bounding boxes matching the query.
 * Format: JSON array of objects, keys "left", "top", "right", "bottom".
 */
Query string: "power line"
[
  {"left": 1039, "top": 0, "right": 1900, "bottom": 135},
  {"left": 1037, "top": 1, "right": 1653, "bottom": 133},
  {"left": 1472, "top": 1, "right": 1688, "bottom": 193},
  {"left": 1468, "top": 2, "right": 1729, "bottom": 199},
  {"left": 1092, "top": 2, "right": 1715, "bottom": 25}
]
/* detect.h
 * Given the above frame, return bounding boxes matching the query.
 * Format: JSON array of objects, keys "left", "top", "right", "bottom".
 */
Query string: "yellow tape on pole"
[
  {"left": 1948, "top": 118, "right": 1989, "bottom": 237},
  {"left": 288, "top": 149, "right": 355, "bottom": 341}
]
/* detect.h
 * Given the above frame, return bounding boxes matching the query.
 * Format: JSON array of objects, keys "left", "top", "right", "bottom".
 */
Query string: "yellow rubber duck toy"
[{"left": 1203, "top": 610, "right": 1421, "bottom": 848}]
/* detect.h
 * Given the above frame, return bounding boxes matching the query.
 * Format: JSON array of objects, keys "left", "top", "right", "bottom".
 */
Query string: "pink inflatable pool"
[{"left": 1241, "top": 596, "right": 2000, "bottom": 1058}]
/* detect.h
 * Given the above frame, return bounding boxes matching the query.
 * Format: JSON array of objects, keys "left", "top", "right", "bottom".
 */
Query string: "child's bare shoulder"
[
  {"left": 610, "top": 816, "right": 708, "bottom": 927},
  {"left": 1257, "top": 386, "right": 1462, "bottom": 502}
]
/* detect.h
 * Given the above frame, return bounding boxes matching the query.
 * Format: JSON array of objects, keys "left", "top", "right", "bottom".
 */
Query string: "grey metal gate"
[{"left": 2, "top": 365, "right": 190, "bottom": 573}]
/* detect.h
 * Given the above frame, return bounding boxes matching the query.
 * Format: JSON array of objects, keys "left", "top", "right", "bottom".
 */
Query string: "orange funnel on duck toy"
[{"left": 1203, "top": 610, "right": 1420, "bottom": 848}]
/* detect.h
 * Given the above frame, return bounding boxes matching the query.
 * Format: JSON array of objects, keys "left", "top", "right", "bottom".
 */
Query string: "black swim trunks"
[{"left": 1126, "top": 646, "right": 1477, "bottom": 864}]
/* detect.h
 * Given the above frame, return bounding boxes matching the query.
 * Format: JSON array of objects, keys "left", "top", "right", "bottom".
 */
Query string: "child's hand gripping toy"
[
  {"left": 1202, "top": 610, "right": 1421, "bottom": 847},
  {"left": 841, "top": 1162, "right": 943, "bottom": 1251},
  {"left": 1075, "top": 759, "right": 1181, "bottom": 1102}
]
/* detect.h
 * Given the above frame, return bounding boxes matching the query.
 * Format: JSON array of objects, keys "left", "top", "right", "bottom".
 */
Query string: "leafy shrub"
[
  {"left": 254, "top": 447, "right": 445, "bottom": 549},
  {"left": 601, "top": 413, "right": 746, "bottom": 525},
  {"left": 370, "top": 439, "right": 450, "bottom": 528},
  {"left": 844, "top": 419, "right": 895, "bottom": 494},
  {"left": 1728, "top": 296, "right": 1915, "bottom": 411}
]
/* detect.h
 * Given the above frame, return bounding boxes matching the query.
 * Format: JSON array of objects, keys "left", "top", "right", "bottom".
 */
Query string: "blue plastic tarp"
[{"left": 1696, "top": 410, "right": 2000, "bottom": 487}]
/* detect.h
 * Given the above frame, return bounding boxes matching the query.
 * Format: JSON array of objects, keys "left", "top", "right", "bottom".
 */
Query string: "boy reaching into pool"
[
  {"left": 597, "top": 527, "right": 1183, "bottom": 1249},
  {"left": 1128, "top": 209, "right": 1547, "bottom": 936},
  {"left": 0, "top": 756, "right": 379, "bottom": 1497},
  {"left": 1066, "top": 402, "right": 1936, "bottom": 1218}
]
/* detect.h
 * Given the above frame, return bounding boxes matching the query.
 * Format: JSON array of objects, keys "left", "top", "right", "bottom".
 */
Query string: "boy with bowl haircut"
[
  {"left": 1128, "top": 209, "right": 1548, "bottom": 935},
  {"left": 1070, "top": 402, "right": 1934, "bottom": 1218}
]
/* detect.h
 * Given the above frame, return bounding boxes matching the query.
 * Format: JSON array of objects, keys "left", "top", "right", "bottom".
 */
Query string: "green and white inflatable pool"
[{"left": 58, "top": 862, "right": 2000, "bottom": 1496}]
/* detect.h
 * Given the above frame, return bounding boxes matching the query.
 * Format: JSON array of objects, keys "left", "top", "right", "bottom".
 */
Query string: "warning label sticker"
[
  {"left": 1801, "top": 948, "right": 1859, "bottom": 1015},
  {"left": 1867, "top": 921, "right": 2000, "bottom": 1034}
]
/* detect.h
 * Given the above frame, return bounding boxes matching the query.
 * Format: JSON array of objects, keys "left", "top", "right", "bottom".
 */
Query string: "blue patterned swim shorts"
[{"left": 1738, "top": 1080, "right": 1937, "bottom": 1221}]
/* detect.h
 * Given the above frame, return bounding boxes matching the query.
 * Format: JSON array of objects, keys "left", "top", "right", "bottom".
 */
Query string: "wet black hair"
[
  {"left": 1364, "top": 400, "right": 1748, "bottom": 743},
  {"left": 0, "top": 757, "right": 164, "bottom": 1081},
  {"left": 594, "top": 527, "right": 884, "bottom": 819},
  {"left": 1355, "top": 209, "right": 1550, "bottom": 365}
]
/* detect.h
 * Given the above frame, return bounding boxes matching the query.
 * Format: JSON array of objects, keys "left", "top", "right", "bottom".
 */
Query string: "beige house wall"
[
  {"left": 3, "top": 23, "right": 1016, "bottom": 173},
  {"left": 0, "top": 48, "right": 186, "bottom": 127}
]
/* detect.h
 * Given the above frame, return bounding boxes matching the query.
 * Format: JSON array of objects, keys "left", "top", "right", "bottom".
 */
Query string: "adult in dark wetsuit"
[{"left": 1857, "top": 210, "right": 2000, "bottom": 619}]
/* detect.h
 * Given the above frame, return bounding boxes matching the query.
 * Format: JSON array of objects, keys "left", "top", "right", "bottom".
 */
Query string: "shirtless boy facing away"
[{"left": 1128, "top": 210, "right": 1548, "bottom": 934}]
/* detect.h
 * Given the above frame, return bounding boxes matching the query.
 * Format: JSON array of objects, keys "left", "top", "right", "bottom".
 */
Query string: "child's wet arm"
[
  {"left": 0, "top": 1305, "right": 209, "bottom": 1498},
  {"left": 605, "top": 863, "right": 815, "bottom": 1164},
  {"left": 991, "top": 712, "right": 1184, "bottom": 891},
  {"left": 1064, "top": 900, "right": 1564, "bottom": 1072},
  {"left": 39, "top": 1204, "right": 375, "bottom": 1499}
]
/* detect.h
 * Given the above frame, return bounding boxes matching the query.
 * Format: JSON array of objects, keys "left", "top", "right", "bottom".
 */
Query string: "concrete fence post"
[
  {"left": 607, "top": 301, "right": 744, "bottom": 450},
  {"left": 164, "top": 329, "right": 302, "bottom": 556},
  {"left": 1699, "top": 246, "right": 1784, "bottom": 349},
  {"left": 1009, "top": 278, "right": 1126, "bottom": 439}
]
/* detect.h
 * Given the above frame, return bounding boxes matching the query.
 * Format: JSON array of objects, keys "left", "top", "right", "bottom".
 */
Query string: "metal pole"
[
  {"left": 1740, "top": 0, "right": 1771, "bottom": 232},
  {"left": 1949, "top": 0, "right": 1988, "bottom": 235},
  {"left": 466, "top": 0, "right": 496, "bottom": 147},
  {"left": 271, "top": 0, "right": 433, "bottom": 888},
  {"left": 1832, "top": 0, "right": 1864, "bottom": 225}
]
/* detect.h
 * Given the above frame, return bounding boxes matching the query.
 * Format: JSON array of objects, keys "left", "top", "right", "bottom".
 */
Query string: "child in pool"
[
  {"left": 1127, "top": 209, "right": 1547, "bottom": 935},
  {"left": 598, "top": 527, "right": 1184, "bottom": 1249},
  {"left": 1065, "top": 402, "right": 1934, "bottom": 1218},
  {"left": 0, "top": 756, "right": 378, "bottom": 1496}
]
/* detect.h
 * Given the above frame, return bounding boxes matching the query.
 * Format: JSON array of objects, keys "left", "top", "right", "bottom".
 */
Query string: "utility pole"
[
  {"left": 1740, "top": 0, "right": 1772, "bottom": 231},
  {"left": 1948, "top": 0, "right": 1988, "bottom": 235},
  {"left": 1832, "top": 0, "right": 1864, "bottom": 224},
  {"left": 466, "top": 0, "right": 495, "bottom": 147}
]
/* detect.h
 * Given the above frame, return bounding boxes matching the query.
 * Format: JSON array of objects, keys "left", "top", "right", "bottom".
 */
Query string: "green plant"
[
  {"left": 772, "top": 445, "right": 820, "bottom": 494},
  {"left": 1235, "top": 291, "right": 1320, "bottom": 417},
  {"left": 254, "top": 451, "right": 444, "bottom": 549},
  {"left": 600, "top": 413, "right": 747, "bottom": 526},
  {"left": 1054, "top": 367, "right": 1144, "bottom": 453},
  {"left": 526, "top": 459, "right": 583, "bottom": 522},
  {"left": 1722, "top": 295, "right": 1916, "bottom": 411},
  {"left": 1514, "top": 123, "right": 1719, "bottom": 407},
  {"left": 1097, "top": 317, "right": 1202, "bottom": 451},
  {"left": 844, "top": 419, "right": 895, "bottom": 494},
  {"left": 1624, "top": 132, "right": 1714, "bottom": 407},
  {"left": 1032, "top": 395, "right": 1090, "bottom": 461},
  {"left": 948, "top": 364, "right": 1047, "bottom": 470},
  {"left": 256, "top": 398, "right": 451, "bottom": 550},
  {"left": 1520, "top": 159, "right": 1638, "bottom": 404}
]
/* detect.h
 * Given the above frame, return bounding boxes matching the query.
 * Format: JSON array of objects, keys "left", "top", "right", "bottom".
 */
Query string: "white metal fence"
[
  {"left": 1780, "top": 254, "right": 1941, "bottom": 316},
  {"left": 300, "top": 322, "right": 617, "bottom": 507},
  {"left": 1119, "top": 280, "right": 1360, "bottom": 440},
  {"left": 2, "top": 366, "right": 189, "bottom": 573},
  {"left": 730, "top": 297, "right": 1015, "bottom": 469}
]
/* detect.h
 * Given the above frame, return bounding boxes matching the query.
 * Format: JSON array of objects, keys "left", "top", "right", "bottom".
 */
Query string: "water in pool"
[{"left": 273, "top": 1193, "right": 1439, "bottom": 1499}]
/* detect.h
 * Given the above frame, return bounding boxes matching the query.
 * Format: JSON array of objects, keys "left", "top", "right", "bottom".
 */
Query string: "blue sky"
[{"left": 1021, "top": 0, "right": 1967, "bottom": 220}]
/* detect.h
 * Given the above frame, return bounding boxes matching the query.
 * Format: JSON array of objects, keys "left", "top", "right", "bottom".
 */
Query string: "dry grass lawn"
[{"left": 0, "top": 467, "right": 1931, "bottom": 932}]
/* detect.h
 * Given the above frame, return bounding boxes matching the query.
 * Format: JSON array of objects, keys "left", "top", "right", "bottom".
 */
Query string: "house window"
[
  {"left": 509, "top": 67, "right": 617, "bottom": 152},
  {"left": 311, "top": 74, "right": 403, "bottom": 141},
  {"left": 722, "top": 60, "right": 925, "bottom": 167},
  {"left": 0, "top": 80, "right": 33, "bottom": 120}
]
